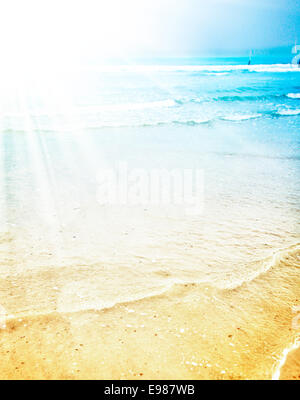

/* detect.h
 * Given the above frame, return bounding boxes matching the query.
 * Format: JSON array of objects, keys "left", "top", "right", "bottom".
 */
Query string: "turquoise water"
[
  {"left": 0, "top": 54, "right": 299, "bottom": 241},
  {"left": 1, "top": 56, "right": 300, "bottom": 132}
]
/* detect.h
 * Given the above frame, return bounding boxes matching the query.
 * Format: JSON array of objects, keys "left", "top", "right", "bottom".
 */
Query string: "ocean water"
[{"left": 0, "top": 56, "right": 299, "bottom": 379}]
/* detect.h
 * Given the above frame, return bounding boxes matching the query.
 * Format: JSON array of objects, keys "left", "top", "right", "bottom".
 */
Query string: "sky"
[{"left": 0, "top": 0, "right": 299, "bottom": 64}]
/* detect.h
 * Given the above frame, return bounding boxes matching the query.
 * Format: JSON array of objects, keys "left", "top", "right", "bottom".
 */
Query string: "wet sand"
[
  {"left": 279, "top": 347, "right": 300, "bottom": 380},
  {"left": 0, "top": 245, "right": 299, "bottom": 380}
]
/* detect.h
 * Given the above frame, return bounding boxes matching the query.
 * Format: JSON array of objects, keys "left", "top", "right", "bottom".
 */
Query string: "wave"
[
  {"left": 286, "top": 93, "right": 300, "bottom": 99},
  {"left": 84, "top": 64, "right": 300, "bottom": 74},
  {"left": 173, "top": 118, "right": 211, "bottom": 125},
  {"left": 223, "top": 243, "right": 300, "bottom": 290},
  {"left": 3, "top": 108, "right": 300, "bottom": 133},
  {"left": 213, "top": 94, "right": 283, "bottom": 102},
  {"left": 276, "top": 109, "right": 300, "bottom": 116},
  {"left": 7, "top": 243, "right": 299, "bottom": 318},
  {"left": 86, "top": 118, "right": 212, "bottom": 129},
  {"left": 2, "top": 91, "right": 299, "bottom": 128},
  {"left": 2, "top": 103, "right": 300, "bottom": 134},
  {"left": 272, "top": 338, "right": 300, "bottom": 380},
  {"left": 86, "top": 113, "right": 265, "bottom": 128},
  {"left": 220, "top": 113, "right": 262, "bottom": 121},
  {"left": 176, "top": 93, "right": 288, "bottom": 105},
  {"left": 204, "top": 72, "right": 230, "bottom": 76}
]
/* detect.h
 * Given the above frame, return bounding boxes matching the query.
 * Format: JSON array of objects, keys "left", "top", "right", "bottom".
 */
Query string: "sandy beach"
[
  {"left": 0, "top": 46, "right": 299, "bottom": 380},
  {"left": 0, "top": 238, "right": 299, "bottom": 380}
]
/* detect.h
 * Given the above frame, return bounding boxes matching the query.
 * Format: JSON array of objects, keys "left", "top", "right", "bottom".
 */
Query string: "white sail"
[{"left": 292, "top": 44, "right": 300, "bottom": 64}]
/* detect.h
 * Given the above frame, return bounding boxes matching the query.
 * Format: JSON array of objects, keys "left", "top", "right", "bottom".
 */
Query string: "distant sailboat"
[
  {"left": 292, "top": 42, "right": 300, "bottom": 66},
  {"left": 248, "top": 50, "right": 252, "bottom": 65}
]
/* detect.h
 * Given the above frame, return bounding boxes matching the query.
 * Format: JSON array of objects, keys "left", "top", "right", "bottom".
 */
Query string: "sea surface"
[{"left": 0, "top": 55, "right": 299, "bottom": 379}]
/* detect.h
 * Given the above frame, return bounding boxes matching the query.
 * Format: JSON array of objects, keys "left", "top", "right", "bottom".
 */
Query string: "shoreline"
[{"left": 276, "top": 341, "right": 300, "bottom": 380}]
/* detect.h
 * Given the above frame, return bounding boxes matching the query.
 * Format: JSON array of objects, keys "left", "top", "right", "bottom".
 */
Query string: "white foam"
[
  {"left": 272, "top": 339, "right": 300, "bottom": 380},
  {"left": 221, "top": 113, "right": 261, "bottom": 121},
  {"left": 204, "top": 72, "right": 230, "bottom": 76},
  {"left": 287, "top": 93, "right": 300, "bottom": 99},
  {"left": 277, "top": 109, "right": 300, "bottom": 116}
]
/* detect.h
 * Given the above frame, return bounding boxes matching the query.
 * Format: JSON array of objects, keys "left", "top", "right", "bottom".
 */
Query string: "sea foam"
[
  {"left": 287, "top": 93, "right": 300, "bottom": 99},
  {"left": 277, "top": 109, "right": 300, "bottom": 116},
  {"left": 221, "top": 113, "right": 262, "bottom": 121}
]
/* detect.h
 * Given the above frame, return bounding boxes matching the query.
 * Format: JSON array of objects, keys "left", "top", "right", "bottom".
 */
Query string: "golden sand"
[{"left": 0, "top": 245, "right": 299, "bottom": 380}]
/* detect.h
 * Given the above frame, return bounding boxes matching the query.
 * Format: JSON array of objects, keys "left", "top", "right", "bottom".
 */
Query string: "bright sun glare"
[{"left": 0, "top": 0, "right": 173, "bottom": 74}]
